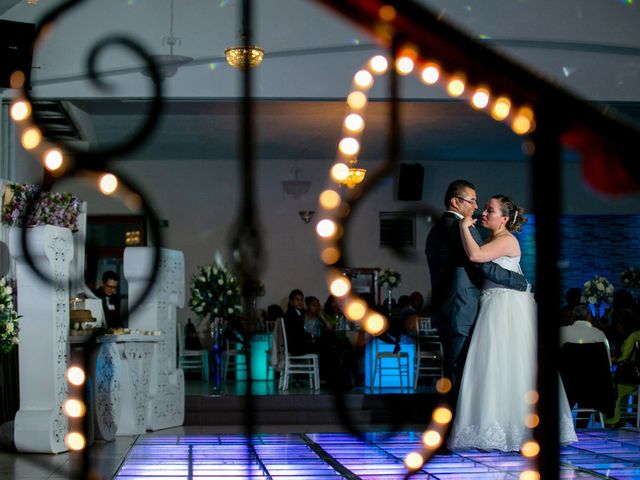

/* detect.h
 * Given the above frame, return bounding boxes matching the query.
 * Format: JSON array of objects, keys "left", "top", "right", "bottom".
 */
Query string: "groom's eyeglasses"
[{"left": 456, "top": 196, "right": 477, "bottom": 206}]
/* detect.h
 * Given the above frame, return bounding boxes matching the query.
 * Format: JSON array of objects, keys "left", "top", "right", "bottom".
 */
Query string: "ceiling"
[{"left": 3, "top": 0, "right": 640, "bottom": 164}]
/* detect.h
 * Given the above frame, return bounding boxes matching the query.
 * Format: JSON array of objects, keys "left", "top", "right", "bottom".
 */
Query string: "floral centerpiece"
[
  {"left": 2, "top": 182, "right": 81, "bottom": 231},
  {"left": 621, "top": 267, "right": 640, "bottom": 290},
  {"left": 581, "top": 275, "right": 614, "bottom": 305},
  {"left": 378, "top": 268, "right": 401, "bottom": 289},
  {"left": 189, "top": 259, "right": 242, "bottom": 320},
  {"left": 0, "top": 277, "right": 20, "bottom": 353}
]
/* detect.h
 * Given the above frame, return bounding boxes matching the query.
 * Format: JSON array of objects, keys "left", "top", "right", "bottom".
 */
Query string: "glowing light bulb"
[
  {"left": 364, "top": 313, "right": 385, "bottom": 334},
  {"left": 319, "top": 190, "right": 341, "bottom": 209},
  {"left": 422, "top": 430, "right": 442, "bottom": 447},
  {"left": 404, "top": 451, "right": 423, "bottom": 470},
  {"left": 99, "top": 173, "right": 118, "bottom": 195},
  {"left": 525, "top": 413, "right": 540, "bottom": 428},
  {"left": 420, "top": 64, "right": 440, "bottom": 84},
  {"left": 344, "top": 113, "right": 364, "bottom": 133},
  {"left": 435, "top": 377, "right": 452, "bottom": 394},
  {"left": 21, "top": 127, "right": 41, "bottom": 150},
  {"left": 10, "top": 71, "right": 25, "bottom": 89},
  {"left": 339, "top": 137, "right": 360, "bottom": 156},
  {"left": 63, "top": 399, "right": 86, "bottom": 418},
  {"left": 521, "top": 440, "right": 540, "bottom": 457},
  {"left": 447, "top": 77, "right": 465, "bottom": 97},
  {"left": 369, "top": 55, "right": 389, "bottom": 74},
  {"left": 492, "top": 97, "right": 511, "bottom": 120},
  {"left": 354, "top": 70, "right": 374, "bottom": 89},
  {"left": 396, "top": 56, "right": 414, "bottom": 75},
  {"left": 10, "top": 101, "right": 31, "bottom": 121},
  {"left": 512, "top": 106, "right": 535, "bottom": 135},
  {"left": 471, "top": 88, "right": 490, "bottom": 109},
  {"left": 316, "top": 219, "right": 337, "bottom": 238},
  {"left": 331, "top": 163, "right": 350, "bottom": 182},
  {"left": 345, "top": 300, "right": 366, "bottom": 320},
  {"left": 321, "top": 247, "right": 340, "bottom": 264},
  {"left": 432, "top": 407, "right": 453, "bottom": 424},
  {"left": 519, "top": 470, "right": 540, "bottom": 480},
  {"left": 65, "top": 432, "right": 86, "bottom": 451},
  {"left": 66, "top": 366, "right": 86, "bottom": 386},
  {"left": 379, "top": 5, "right": 396, "bottom": 21},
  {"left": 330, "top": 277, "right": 350, "bottom": 297},
  {"left": 347, "top": 91, "right": 367, "bottom": 110},
  {"left": 43, "top": 149, "right": 64, "bottom": 171},
  {"left": 525, "top": 390, "right": 539, "bottom": 404}
]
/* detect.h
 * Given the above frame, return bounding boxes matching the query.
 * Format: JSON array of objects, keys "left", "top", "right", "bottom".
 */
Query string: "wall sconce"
[{"left": 299, "top": 210, "right": 315, "bottom": 224}]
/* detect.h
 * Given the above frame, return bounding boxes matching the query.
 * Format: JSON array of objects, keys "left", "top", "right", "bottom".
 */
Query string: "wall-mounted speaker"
[
  {"left": 397, "top": 163, "right": 424, "bottom": 201},
  {"left": 0, "top": 20, "right": 36, "bottom": 89}
]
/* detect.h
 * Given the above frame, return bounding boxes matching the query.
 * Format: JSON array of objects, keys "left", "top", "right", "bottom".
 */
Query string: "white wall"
[{"left": 58, "top": 155, "right": 640, "bottom": 327}]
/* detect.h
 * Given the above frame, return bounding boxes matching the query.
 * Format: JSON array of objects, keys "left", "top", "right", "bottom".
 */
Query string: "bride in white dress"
[{"left": 449, "top": 195, "right": 577, "bottom": 452}]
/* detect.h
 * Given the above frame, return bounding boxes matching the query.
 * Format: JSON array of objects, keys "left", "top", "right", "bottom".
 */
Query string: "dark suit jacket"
[
  {"left": 92, "top": 288, "right": 124, "bottom": 329},
  {"left": 425, "top": 212, "right": 527, "bottom": 335},
  {"left": 559, "top": 342, "right": 615, "bottom": 417},
  {"left": 283, "top": 306, "right": 311, "bottom": 356}
]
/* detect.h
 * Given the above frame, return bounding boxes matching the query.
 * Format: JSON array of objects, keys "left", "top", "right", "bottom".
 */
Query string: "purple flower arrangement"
[{"left": 2, "top": 183, "right": 81, "bottom": 231}]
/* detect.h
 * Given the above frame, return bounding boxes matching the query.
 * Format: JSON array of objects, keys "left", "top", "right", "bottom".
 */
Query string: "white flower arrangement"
[
  {"left": 621, "top": 267, "right": 640, "bottom": 289},
  {"left": 0, "top": 277, "right": 20, "bottom": 353},
  {"left": 378, "top": 268, "right": 401, "bottom": 289},
  {"left": 581, "top": 275, "right": 614, "bottom": 305},
  {"left": 189, "top": 257, "right": 242, "bottom": 320}
]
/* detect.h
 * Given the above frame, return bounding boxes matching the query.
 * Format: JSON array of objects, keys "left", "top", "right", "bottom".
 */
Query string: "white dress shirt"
[{"left": 560, "top": 320, "right": 611, "bottom": 365}]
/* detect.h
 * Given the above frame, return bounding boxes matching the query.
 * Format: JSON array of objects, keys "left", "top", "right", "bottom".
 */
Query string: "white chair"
[
  {"left": 371, "top": 337, "right": 410, "bottom": 391},
  {"left": 278, "top": 318, "right": 320, "bottom": 391},
  {"left": 223, "top": 338, "right": 247, "bottom": 381},
  {"left": 416, "top": 317, "right": 432, "bottom": 335},
  {"left": 177, "top": 321, "right": 209, "bottom": 382},
  {"left": 572, "top": 407, "right": 606, "bottom": 428},
  {"left": 414, "top": 333, "right": 444, "bottom": 389}
]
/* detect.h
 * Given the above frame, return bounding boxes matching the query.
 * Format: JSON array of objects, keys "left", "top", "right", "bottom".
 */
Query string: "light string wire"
[{"left": 316, "top": 35, "right": 541, "bottom": 477}]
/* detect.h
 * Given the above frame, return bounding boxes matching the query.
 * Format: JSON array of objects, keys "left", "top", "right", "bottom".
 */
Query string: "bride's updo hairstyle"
[{"left": 492, "top": 195, "right": 527, "bottom": 233}]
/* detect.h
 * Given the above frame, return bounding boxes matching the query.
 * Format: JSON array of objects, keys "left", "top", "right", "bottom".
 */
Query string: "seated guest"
[
  {"left": 560, "top": 288, "right": 582, "bottom": 327},
  {"left": 92, "top": 270, "right": 126, "bottom": 329},
  {"left": 304, "top": 296, "right": 333, "bottom": 338},
  {"left": 560, "top": 304, "right": 615, "bottom": 426},
  {"left": 284, "top": 289, "right": 315, "bottom": 355},
  {"left": 323, "top": 295, "right": 346, "bottom": 331},
  {"left": 399, "top": 291, "right": 425, "bottom": 328},
  {"left": 606, "top": 309, "right": 640, "bottom": 427},
  {"left": 560, "top": 304, "right": 611, "bottom": 364}
]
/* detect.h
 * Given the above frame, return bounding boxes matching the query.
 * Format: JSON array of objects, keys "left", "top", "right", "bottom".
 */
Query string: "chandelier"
[
  {"left": 282, "top": 165, "right": 311, "bottom": 199},
  {"left": 343, "top": 166, "right": 366, "bottom": 188},
  {"left": 225, "top": 33, "right": 264, "bottom": 69},
  {"left": 225, "top": 46, "right": 264, "bottom": 68},
  {"left": 142, "top": 0, "right": 193, "bottom": 79}
]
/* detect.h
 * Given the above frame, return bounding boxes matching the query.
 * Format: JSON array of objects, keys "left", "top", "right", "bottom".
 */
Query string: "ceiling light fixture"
[
  {"left": 282, "top": 165, "right": 311, "bottom": 199},
  {"left": 225, "top": 33, "right": 264, "bottom": 69},
  {"left": 142, "top": 0, "right": 193, "bottom": 79}
]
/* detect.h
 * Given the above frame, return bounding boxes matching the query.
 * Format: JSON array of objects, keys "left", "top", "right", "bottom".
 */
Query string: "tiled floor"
[
  {"left": 4, "top": 427, "right": 639, "bottom": 479},
  {"left": 113, "top": 429, "right": 640, "bottom": 479}
]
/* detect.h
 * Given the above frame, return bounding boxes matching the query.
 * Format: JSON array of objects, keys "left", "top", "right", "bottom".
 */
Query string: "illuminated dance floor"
[{"left": 115, "top": 429, "right": 640, "bottom": 479}]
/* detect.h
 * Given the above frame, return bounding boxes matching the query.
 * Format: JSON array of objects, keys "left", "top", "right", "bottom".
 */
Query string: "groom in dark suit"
[{"left": 426, "top": 179, "right": 528, "bottom": 410}]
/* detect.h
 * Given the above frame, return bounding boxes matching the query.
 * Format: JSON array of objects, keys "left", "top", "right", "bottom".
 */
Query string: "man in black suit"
[
  {"left": 426, "top": 179, "right": 528, "bottom": 409},
  {"left": 93, "top": 270, "right": 125, "bottom": 329}
]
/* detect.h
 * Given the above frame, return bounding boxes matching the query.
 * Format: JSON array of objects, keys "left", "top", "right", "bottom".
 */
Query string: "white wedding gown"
[{"left": 449, "top": 255, "right": 578, "bottom": 452}]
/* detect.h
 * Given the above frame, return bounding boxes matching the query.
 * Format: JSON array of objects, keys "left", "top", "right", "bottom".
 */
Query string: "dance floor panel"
[{"left": 115, "top": 429, "right": 640, "bottom": 479}]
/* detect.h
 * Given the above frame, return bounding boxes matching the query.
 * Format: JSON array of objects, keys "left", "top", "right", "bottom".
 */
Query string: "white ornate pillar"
[
  {"left": 10, "top": 225, "right": 73, "bottom": 453},
  {"left": 124, "top": 247, "right": 185, "bottom": 431}
]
